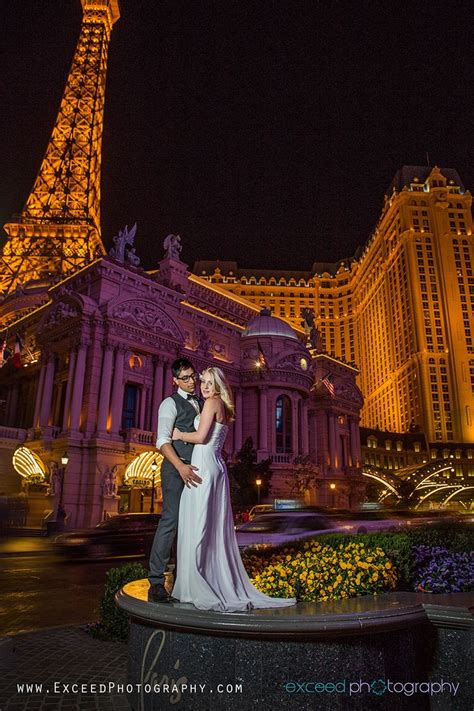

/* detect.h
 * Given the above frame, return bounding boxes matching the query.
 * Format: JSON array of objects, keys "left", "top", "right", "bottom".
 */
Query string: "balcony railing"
[
  {"left": 27, "top": 425, "right": 62, "bottom": 441},
  {"left": 270, "top": 453, "right": 292, "bottom": 464},
  {"left": 0, "top": 426, "right": 27, "bottom": 443},
  {"left": 122, "top": 428, "right": 156, "bottom": 445}
]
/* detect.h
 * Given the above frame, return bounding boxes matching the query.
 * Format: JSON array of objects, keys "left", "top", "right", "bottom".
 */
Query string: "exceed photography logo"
[{"left": 284, "top": 679, "right": 461, "bottom": 697}]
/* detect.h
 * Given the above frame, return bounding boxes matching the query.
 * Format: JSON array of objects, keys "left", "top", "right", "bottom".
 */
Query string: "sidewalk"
[
  {"left": 0, "top": 625, "right": 131, "bottom": 710},
  {"left": 0, "top": 536, "right": 54, "bottom": 557}
]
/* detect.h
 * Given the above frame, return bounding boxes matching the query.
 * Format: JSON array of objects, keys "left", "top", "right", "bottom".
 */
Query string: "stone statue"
[
  {"left": 109, "top": 223, "right": 138, "bottom": 263},
  {"left": 125, "top": 247, "right": 141, "bottom": 268},
  {"left": 301, "top": 307, "right": 315, "bottom": 336},
  {"left": 47, "top": 461, "right": 62, "bottom": 497},
  {"left": 301, "top": 307, "right": 324, "bottom": 351},
  {"left": 163, "top": 234, "right": 182, "bottom": 260},
  {"left": 101, "top": 465, "right": 119, "bottom": 498},
  {"left": 309, "top": 326, "right": 324, "bottom": 351}
]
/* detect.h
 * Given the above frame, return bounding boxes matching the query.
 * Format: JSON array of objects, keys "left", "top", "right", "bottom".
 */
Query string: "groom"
[{"left": 148, "top": 357, "right": 203, "bottom": 603}]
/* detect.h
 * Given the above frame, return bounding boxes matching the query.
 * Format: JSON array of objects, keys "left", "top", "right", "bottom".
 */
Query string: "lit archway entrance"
[
  {"left": 122, "top": 451, "right": 164, "bottom": 513},
  {"left": 11, "top": 447, "right": 48, "bottom": 528}
]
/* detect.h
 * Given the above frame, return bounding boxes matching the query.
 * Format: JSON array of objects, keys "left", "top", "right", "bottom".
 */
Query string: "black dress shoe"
[{"left": 148, "top": 584, "right": 170, "bottom": 603}]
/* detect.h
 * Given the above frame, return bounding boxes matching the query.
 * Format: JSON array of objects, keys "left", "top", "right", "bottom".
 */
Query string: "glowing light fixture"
[
  {"left": 13, "top": 447, "right": 46, "bottom": 482},
  {"left": 124, "top": 451, "right": 164, "bottom": 487}
]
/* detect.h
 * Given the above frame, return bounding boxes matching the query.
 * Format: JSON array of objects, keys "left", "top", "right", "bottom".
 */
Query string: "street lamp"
[
  {"left": 150, "top": 459, "right": 158, "bottom": 513},
  {"left": 256, "top": 477, "right": 262, "bottom": 504},
  {"left": 329, "top": 482, "right": 336, "bottom": 507},
  {"left": 59, "top": 452, "right": 68, "bottom": 505}
]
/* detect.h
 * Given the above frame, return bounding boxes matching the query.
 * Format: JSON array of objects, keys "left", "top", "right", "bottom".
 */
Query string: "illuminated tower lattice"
[{"left": 0, "top": 0, "right": 120, "bottom": 301}]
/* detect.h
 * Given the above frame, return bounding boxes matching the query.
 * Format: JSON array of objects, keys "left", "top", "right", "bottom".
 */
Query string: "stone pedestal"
[
  {"left": 116, "top": 583, "right": 473, "bottom": 710},
  {"left": 156, "top": 257, "right": 189, "bottom": 292}
]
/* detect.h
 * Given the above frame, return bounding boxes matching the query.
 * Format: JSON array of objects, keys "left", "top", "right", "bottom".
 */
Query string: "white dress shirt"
[{"left": 156, "top": 388, "right": 200, "bottom": 450}]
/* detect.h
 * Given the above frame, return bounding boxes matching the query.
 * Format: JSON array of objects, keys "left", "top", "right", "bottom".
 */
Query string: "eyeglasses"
[{"left": 177, "top": 372, "right": 199, "bottom": 383}]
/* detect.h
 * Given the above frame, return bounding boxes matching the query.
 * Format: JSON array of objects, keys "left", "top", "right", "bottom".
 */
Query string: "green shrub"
[{"left": 97, "top": 562, "right": 148, "bottom": 642}]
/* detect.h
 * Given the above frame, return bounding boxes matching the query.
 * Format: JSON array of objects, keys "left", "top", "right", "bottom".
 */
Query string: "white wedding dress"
[{"left": 172, "top": 416, "right": 296, "bottom": 612}]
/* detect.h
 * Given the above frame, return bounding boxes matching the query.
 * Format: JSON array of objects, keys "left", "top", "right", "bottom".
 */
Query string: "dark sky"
[{"left": 1, "top": 0, "right": 473, "bottom": 271}]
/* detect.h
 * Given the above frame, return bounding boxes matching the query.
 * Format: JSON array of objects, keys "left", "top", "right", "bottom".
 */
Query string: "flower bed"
[
  {"left": 241, "top": 524, "right": 474, "bottom": 601},
  {"left": 250, "top": 541, "right": 397, "bottom": 601},
  {"left": 412, "top": 546, "right": 474, "bottom": 594}
]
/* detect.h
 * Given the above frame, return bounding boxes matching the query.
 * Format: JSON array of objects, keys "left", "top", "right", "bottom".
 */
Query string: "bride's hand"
[{"left": 172, "top": 427, "right": 182, "bottom": 441}]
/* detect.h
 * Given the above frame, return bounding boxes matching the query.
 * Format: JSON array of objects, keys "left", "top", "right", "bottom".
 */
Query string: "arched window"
[{"left": 275, "top": 395, "right": 292, "bottom": 453}]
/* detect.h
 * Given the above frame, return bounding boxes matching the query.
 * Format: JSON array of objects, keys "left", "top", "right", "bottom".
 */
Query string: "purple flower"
[{"left": 412, "top": 546, "right": 474, "bottom": 594}]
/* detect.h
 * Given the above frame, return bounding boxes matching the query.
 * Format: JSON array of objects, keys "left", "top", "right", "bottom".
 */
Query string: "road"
[{"left": 0, "top": 550, "right": 148, "bottom": 636}]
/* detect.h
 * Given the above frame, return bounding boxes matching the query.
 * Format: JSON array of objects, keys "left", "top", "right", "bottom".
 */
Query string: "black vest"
[{"left": 170, "top": 392, "right": 199, "bottom": 463}]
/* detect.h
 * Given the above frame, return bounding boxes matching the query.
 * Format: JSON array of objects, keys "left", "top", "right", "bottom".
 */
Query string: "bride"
[{"left": 171, "top": 366, "right": 296, "bottom": 612}]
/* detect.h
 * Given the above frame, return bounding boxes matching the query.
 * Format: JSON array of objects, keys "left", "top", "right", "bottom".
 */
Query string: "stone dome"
[{"left": 242, "top": 309, "right": 298, "bottom": 340}]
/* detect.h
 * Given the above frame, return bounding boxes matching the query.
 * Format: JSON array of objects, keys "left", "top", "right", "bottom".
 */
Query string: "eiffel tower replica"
[{"left": 0, "top": 0, "right": 120, "bottom": 327}]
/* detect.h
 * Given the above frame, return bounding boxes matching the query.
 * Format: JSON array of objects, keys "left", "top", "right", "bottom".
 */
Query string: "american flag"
[{"left": 322, "top": 373, "right": 336, "bottom": 398}]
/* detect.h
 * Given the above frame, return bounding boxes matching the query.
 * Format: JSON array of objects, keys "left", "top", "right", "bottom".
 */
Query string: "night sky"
[{"left": 1, "top": 0, "right": 473, "bottom": 271}]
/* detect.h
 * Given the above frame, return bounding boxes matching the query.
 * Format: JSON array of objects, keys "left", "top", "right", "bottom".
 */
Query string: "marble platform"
[{"left": 116, "top": 580, "right": 473, "bottom": 710}]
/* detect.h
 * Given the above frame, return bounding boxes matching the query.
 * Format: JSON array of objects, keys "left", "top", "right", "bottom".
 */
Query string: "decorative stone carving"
[
  {"left": 337, "top": 381, "right": 364, "bottom": 406},
  {"left": 109, "top": 223, "right": 140, "bottom": 266},
  {"left": 212, "top": 342, "right": 227, "bottom": 358},
  {"left": 301, "top": 307, "right": 324, "bottom": 351},
  {"left": 196, "top": 328, "right": 212, "bottom": 356},
  {"left": 44, "top": 301, "right": 80, "bottom": 327},
  {"left": 111, "top": 301, "right": 182, "bottom": 339},
  {"left": 163, "top": 234, "right": 182, "bottom": 260},
  {"left": 308, "top": 327, "right": 323, "bottom": 351},
  {"left": 100, "top": 464, "right": 119, "bottom": 498},
  {"left": 126, "top": 247, "right": 141, "bottom": 267},
  {"left": 274, "top": 352, "right": 305, "bottom": 370},
  {"left": 46, "top": 460, "right": 62, "bottom": 497}
]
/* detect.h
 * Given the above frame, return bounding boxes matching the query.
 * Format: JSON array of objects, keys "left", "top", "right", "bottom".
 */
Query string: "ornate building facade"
[{"left": 0, "top": 244, "right": 363, "bottom": 526}]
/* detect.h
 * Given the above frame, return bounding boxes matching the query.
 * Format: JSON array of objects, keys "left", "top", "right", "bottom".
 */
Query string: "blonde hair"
[{"left": 202, "top": 367, "right": 235, "bottom": 421}]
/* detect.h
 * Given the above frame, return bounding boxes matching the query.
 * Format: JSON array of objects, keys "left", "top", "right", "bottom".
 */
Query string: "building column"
[
  {"left": 33, "top": 361, "right": 46, "bottom": 428},
  {"left": 349, "top": 416, "right": 360, "bottom": 466},
  {"left": 258, "top": 386, "right": 268, "bottom": 454},
  {"left": 234, "top": 388, "right": 243, "bottom": 452},
  {"left": 69, "top": 341, "right": 88, "bottom": 432},
  {"left": 291, "top": 395, "right": 299, "bottom": 455},
  {"left": 97, "top": 345, "right": 114, "bottom": 433},
  {"left": 39, "top": 353, "right": 56, "bottom": 427},
  {"left": 328, "top": 412, "right": 337, "bottom": 469},
  {"left": 163, "top": 361, "right": 174, "bottom": 398},
  {"left": 302, "top": 400, "right": 309, "bottom": 455},
  {"left": 61, "top": 349, "right": 77, "bottom": 431},
  {"left": 151, "top": 358, "right": 164, "bottom": 435},
  {"left": 109, "top": 347, "right": 125, "bottom": 434},
  {"left": 308, "top": 410, "right": 317, "bottom": 458}
]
